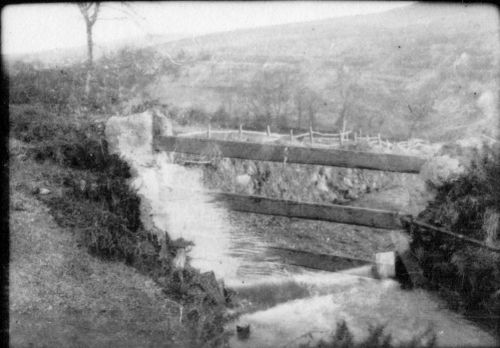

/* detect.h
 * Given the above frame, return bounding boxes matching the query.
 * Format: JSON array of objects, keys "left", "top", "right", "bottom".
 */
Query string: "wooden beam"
[
  {"left": 208, "top": 192, "right": 406, "bottom": 230},
  {"left": 155, "top": 136, "right": 425, "bottom": 173},
  {"left": 268, "top": 246, "right": 371, "bottom": 272}
]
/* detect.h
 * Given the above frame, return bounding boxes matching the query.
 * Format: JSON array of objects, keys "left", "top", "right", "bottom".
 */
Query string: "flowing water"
[{"left": 106, "top": 112, "right": 497, "bottom": 347}]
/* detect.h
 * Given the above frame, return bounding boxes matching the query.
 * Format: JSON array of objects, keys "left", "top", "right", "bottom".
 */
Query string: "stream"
[{"left": 105, "top": 112, "right": 497, "bottom": 347}]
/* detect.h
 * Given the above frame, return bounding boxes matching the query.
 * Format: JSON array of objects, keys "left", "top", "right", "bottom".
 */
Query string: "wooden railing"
[
  {"left": 155, "top": 135, "right": 426, "bottom": 173},
  {"left": 175, "top": 124, "right": 432, "bottom": 151}
]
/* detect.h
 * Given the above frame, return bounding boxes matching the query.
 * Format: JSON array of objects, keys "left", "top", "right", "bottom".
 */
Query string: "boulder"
[
  {"left": 192, "top": 271, "right": 226, "bottom": 305},
  {"left": 153, "top": 111, "right": 173, "bottom": 137},
  {"left": 375, "top": 251, "right": 396, "bottom": 279},
  {"left": 236, "top": 323, "right": 251, "bottom": 340},
  {"left": 105, "top": 111, "right": 154, "bottom": 159}
]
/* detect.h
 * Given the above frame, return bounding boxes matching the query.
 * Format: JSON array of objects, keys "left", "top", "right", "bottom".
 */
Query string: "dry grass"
[
  {"left": 8, "top": 135, "right": 226, "bottom": 347},
  {"left": 9, "top": 179, "right": 188, "bottom": 347}
]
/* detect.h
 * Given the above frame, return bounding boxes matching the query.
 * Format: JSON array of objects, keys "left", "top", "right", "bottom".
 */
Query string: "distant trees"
[
  {"left": 246, "top": 64, "right": 301, "bottom": 129},
  {"left": 404, "top": 70, "right": 441, "bottom": 138},
  {"left": 293, "top": 87, "right": 322, "bottom": 130},
  {"left": 330, "top": 64, "right": 363, "bottom": 133},
  {"left": 7, "top": 45, "right": 178, "bottom": 115}
]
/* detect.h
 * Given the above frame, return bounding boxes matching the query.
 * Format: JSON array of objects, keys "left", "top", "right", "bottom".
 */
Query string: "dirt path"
[{"left": 9, "top": 190, "right": 188, "bottom": 347}]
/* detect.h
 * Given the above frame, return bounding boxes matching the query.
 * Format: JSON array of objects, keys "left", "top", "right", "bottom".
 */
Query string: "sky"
[{"left": 1, "top": 1, "right": 411, "bottom": 55}]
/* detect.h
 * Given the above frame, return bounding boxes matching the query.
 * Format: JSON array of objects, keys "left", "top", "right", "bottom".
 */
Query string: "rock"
[
  {"left": 343, "top": 177, "right": 353, "bottom": 188},
  {"left": 236, "top": 324, "right": 251, "bottom": 340},
  {"left": 39, "top": 188, "right": 51, "bottom": 195},
  {"left": 346, "top": 189, "right": 358, "bottom": 200},
  {"left": 105, "top": 111, "right": 154, "bottom": 158},
  {"left": 236, "top": 174, "right": 252, "bottom": 188},
  {"left": 172, "top": 248, "right": 187, "bottom": 270},
  {"left": 375, "top": 251, "right": 396, "bottom": 279},
  {"left": 194, "top": 271, "right": 225, "bottom": 305},
  {"left": 316, "top": 176, "right": 329, "bottom": 192},
  {"left": 360, "top": 183, "right": 368, "bottom": 192},
  {"left": 153, "top": 111, "right": 173, "bottom": 137}
]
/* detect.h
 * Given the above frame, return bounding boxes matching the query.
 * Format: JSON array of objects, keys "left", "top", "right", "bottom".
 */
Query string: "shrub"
[
  {"left": 407, "top": 144, "right": 500, "bottom": 335},
  {"left": 10, "top": 104, "right": 228, "bottom": 345}
]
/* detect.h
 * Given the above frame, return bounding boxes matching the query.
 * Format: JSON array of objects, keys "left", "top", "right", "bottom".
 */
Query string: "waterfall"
[{"left": 105, "top": 111, "right": 239, "bottom": 279}]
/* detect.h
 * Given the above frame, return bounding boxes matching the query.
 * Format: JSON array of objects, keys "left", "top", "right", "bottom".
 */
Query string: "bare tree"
[
  {"left": 331, "top": 65, "right": 362, "bottom": 133},
  {"left": 77, "top": 2, "right": 100, "bottom": 98},
  {"left": 294, "top": 87, "right": 321, "bottom": 129},
  {"left": 406, "top": 102, "right": 433, "bottom": 139},
  {"left": 246, "top": 64, "right": 300, "bottom": 128},
  {"left": 405, "top": 71, "right": 441, "bottom": 138},
  {"left": 293, "top": 88, "right": 305, "bottom": 129}
]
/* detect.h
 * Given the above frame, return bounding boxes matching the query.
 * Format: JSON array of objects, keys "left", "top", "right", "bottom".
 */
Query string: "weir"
[{"left": 106, "top": 111, "right": 497, "bottom": 347}]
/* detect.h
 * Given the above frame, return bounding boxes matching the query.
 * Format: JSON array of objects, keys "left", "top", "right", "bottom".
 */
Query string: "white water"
[
  {"left": 106, "top": 112, "right": 497, "bottom": 347},
  {"left": 106, "top": 112, "right": 245, "bottom": 279}
]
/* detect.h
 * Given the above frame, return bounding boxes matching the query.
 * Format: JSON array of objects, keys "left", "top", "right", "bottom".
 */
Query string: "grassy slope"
[
  {"left": 147, "top": 3, "right": 498, "bottom": 139},
  {"left": 8, "top": 5, "right": 497, "bottom": 140},
  {"left": 7, "top": 104, "right": 228, "bottom": 347},
  {"left": 9, "top": 154, "right": 189, "bottom": 347}
]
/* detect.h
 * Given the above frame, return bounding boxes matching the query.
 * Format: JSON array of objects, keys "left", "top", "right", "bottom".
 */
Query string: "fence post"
[
  {"left": 378, "top": 133, "right": 382, "bottom": 146},
  {"left": 207, "top": 123, "right": 211, "bottom": 138},
  {"left": 340, "top": 132, "right": 344, "bottom": 146},
  {"left": 239, "top": 124, "right": 243, "bottom": 139},
  {"left": 309, "top": 126, "right": 314, "bottom": 144},
  {"left": 267, "top": 125, "right": 271, "bottom": 137},
  {"left": 354, "top": 131, "right": 357, "bottom": 144},
  {"left": 290, "top": 129, "right": 293, "bottom": 142}
]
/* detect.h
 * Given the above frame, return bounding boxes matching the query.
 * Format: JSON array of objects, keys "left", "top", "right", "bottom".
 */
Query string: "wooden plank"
[
  {"left": 156, "top": 136, "right": 425, "bottom": 173},
  {"left": 268, "top": 246, "right": 371, "bottom": 272},
  {"left": 208, "top": 192, "right": 406, "bottom": 230}
]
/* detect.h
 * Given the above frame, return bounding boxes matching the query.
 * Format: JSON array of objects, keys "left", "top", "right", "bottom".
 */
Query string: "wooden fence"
[
  {"left": 176, "top": 124, "right": 430, "bottom": 150},
  {"left": 153, "top": 126, "right": 427, "bottom": 230}
]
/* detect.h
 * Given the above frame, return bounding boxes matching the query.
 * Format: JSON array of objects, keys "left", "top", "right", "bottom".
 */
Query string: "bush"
[
  {"left": 8, "top": 46, "right": 180, "bottom": 115},
  {"left": 407, "top": 144, "right": 500, "bottom": 335},
  {"left": 10, "top": 104, "right": 228, "bottom": 345}
]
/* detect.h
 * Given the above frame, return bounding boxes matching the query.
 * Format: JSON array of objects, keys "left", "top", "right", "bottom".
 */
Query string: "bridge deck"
[
  {"left": 155, "top": 136, "right": 426, "bottom": 173},
  {"left": 209, "top": 192, "right": 407, "bottom": 230}
]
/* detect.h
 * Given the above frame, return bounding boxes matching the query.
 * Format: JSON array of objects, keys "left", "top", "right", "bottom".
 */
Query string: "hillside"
[
  {"left": 143, "top": 3, "right": 498, "bottom": 140},
  {"left": 3, "top": 32, "right": 190, "bottom": 68},
  {"left": 6, "top": 3, "right": 499, "bottom": 140}
]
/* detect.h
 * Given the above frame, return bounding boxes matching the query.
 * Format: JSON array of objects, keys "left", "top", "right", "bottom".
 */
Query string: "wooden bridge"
[
  {"left": 154, "top": 134, "right": 425, "bottom": 230},
  {"left": 153, "top": 131, "right": 500, "bottom": 281}
]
